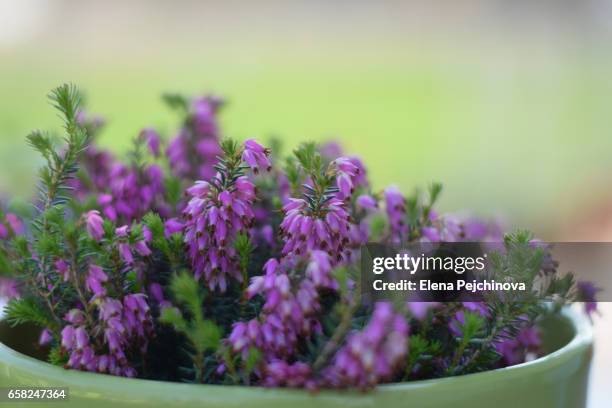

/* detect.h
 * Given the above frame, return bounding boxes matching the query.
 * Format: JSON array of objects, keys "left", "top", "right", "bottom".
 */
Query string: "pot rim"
[{"left": 0, "top": 306, "right": 593, "bottom": 400}]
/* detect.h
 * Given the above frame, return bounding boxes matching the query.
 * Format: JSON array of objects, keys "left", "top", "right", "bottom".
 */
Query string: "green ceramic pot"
[{"left": 0, "top": 308, "right": 593, "bottom": 408}]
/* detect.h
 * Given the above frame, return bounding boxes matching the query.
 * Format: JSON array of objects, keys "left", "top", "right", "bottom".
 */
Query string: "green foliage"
[
  {"left": 244, "top": 347, "right": 262, "bottom": 375},
  {"left": 368, "top": 213, "right": 388, "bottom": 242},
  {"left": 401, "top": 181, "right": 443, "bottom": 240},
  {"left": 424, "top": 182, "right": 443, "bottom": 219},
  {"left": 48, "top": 83, "right": 82, "bottom": 129},
  {"left": 127, "top": 135, "right": 147, "bottom": 169},
  {"left": 143, "top": 214, "right": 182, "bottom": 271},
  {"left": 160, "top": 272, "right": 222, "bottom": 382},
  {"left": 160, "top": 306, "right": 188, "bottom": 332},
  {"left": 220, "top": 138, "right": 240, "bottom": 159},
  {"left": 4, "top": 298, "right": 57, "bottom": 329},
  {"left": 0, "top": 250, "right": 10, "bottom": 276},
  {"left": 29, "top": 83, "right": 89, "bottom": 216},
  {"left": 12, "top": 236, "right": 30, "bottom": 258},
  {"left": 546, "top": 273, "right": 575, "bottom": 301},
  {"left": 47, "top": 345, "right": 68, "bottom": 367},
  {"left": 405, "top": 334, "right": 442, "bottom": 379},
  {"left": 407, "top": 335, "right": 429, "bottom": 368},
  {"left": 162, "top": 93, "right": 189, "bottom": 113},
  {"left": 143, "top": 212, "right": 165, "bottom": 240},
  {"left": 7, "top": 83, "right": 92, "bottom": 333},
  {"left": 26, "top": 130, "right": 54, "bottom": 162},
  {"left": 284, "top": 156, "right": 303, "bottom": 195},
  {"left": 458, "top": 311, "right": 486, "bottom": 344},
  {"left": 169, "top": 272, "right": 202, "bottom": 319},
  {"left": 442, "top": 233, "right": 576, "bottom": 377},
  {"left": 293, "top": 142, "right": 322, "bottom": 176},
  {"left": 235, "top": 233, "right": 254, "bottom": 283},
  {"left": 212, "top": 138, "right": 248, "bottom": 192},
  {"left": 292, "top": 141, "right": 340, "bottom": 197},
  {"left": 486, "top": 231, "right": 549, "bottom": 301},
  {"left": 165, "top": 176, "right": 183, "bottom": 208}
]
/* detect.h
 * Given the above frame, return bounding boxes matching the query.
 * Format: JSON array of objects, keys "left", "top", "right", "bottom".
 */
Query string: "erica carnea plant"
[{"left": 0, "top": 84, "right": 598, "bottom": 390}]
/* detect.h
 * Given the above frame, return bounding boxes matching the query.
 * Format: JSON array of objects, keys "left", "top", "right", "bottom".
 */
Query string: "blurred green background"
[
  {"left": 1, "top": 2, "right": 612, "bottom": 406},
  {"left": 2, "top": 0, "right": 612, "bottom": 237}
]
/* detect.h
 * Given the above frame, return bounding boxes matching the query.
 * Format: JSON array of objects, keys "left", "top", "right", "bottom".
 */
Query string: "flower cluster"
[
  {"left": 1, "top": 85, "right": 596, "bottom": 392},
  {"left": 384, "top": 186, "right": 408, "bottom": 244},
  {"left": 183, "top": 178, "right": 255, "bottom": 290},
  {"left": 97, "top": 162, "right": 167, "bottom": 223},
  {"left": 323, "top": 302, "right": 409, "bottom": 389},
  {"left": 280, "top": 195, "right": 354, "bottom": 263},
  {"left": 71, "top": 145, "right": 115, "bottom": 201},
  {"left": 577, "top": 281, "right": 600, "bottom": 318},
  {"left": 331, "top": 158, "right": 361, "bottom": 199},
  {"left": 167, "top": 96, "right": 223, "bottom": 181},
  {"left": 494, "top": 327, "right": 541, "bottom": 365},
  {"left": 61, "top": 292, "right": 153, "bottom": 376},
  {"left": 0, "top": 212, "right": 23, "bottom": 240},
  {"left": 229, "top": 251, "right": 336, "bottom": 362},
  {"left": 183, "top": 140, "right": 270, "bottom": 291},
  {"left": 71, "top": 124, "right": 169, "bottom": 223}
]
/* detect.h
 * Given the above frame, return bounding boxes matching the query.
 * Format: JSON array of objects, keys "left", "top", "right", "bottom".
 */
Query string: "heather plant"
[{"left": 0, "top": 84, "right": 598, "bottom": 390}]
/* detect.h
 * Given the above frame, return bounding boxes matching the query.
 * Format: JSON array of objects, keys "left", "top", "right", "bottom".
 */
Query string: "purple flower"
[
  {"left": 439, "top": 216, "right": 462, "bottom": 241},
  {"left": 64, "top": 309, "right": 86, "bottom": 325},
  {"left": 75, "top": 327, "right": 89, "bottom": 349},
  {"left": 494, "top": 327, "right": 541, "bottom": 365},
  {"left": 164, "top": 218, "right": 184, "bottom": 237},
  {"left": 55, "top": 259, "right": 70, "bottom": 282},
  {"left": 384, "top": 187, "right": 407, "bottom": 244},
  {"left": 143, "top": 226, "right": 153, "bottom": 242},
  {"left": 231, "top": 252, "right": 337, "bottom": 364},
  {"left": 115, "top": 225, "right": 129, "bottom": 237},
  {"left": 76, "top": 109, "right": 105, "bottom": 131},
  {"left": 420, "top": 226, "right": 440, "bottom": 242},
  {"left": 123, "top": 294, "right": 154, "bottom": 342},
  {"left": 319, "top": 141, "right": 344, "bottom": 160},
  {"left": 140, "top": 127, "right": 161, "bottom": 157},
  {"left": 167, "top": 96, "right": 222, "bottom": 181},
  {"left": 331, "top": 157, "right": 360, "bottom": 199},
  {"left": 86, "top": 264, "right": 108, "bottom": 297},
  {"left": 260, "top": 225, "right": 274, "bottom": 246},
  {"left": 149, "top": 283, "right": 171, "bottom": 308},
  {"left": 134, "top": 241, "right": 152, "bottom": 257},
  {"left": 103, "top": 163, "right": 167, "bottom": 223},
  {"left": 577, "top": 281, "right": 600, "bottom": 317},
  {"left": 242, "top": 139, "right": 272, "bottom": 174},
  {"left": 85, "top": 210, "right": 105, "bottom": 241},
  {"left": 183, "top": 175, "right": 256, "bottom": 291},
  {"left": 356, "top": 194, "right": 377, "bottom": 211},
  {"left": 279, "top": 196, "right": 354, "bottom": 264},
  {"left": 305, "top": 250, "right": 337, "bottom": 289},
  {"left": 263, "top": 361, "right": 314, "bottom": 388},
  {"left": 61, "top": 325, "right": 76, "bottom": 349},
  {"left": 347, "top": 157, "right": 369, "bottom": 189},
  {"left": 407, "top": 302, "right": 440, "bottom": 320},
  {"left": 323, "top": 302, "right": 409, "bottom": 389},
  {"left": 0, "top": 278, "right": 18, "bottom": 299},
  {"left": 98, "top": 298, "right": 122, "bottom": 321},
  {"left": 70, "top": 143, "right": 115, "bottom": 201},
  {"left": 4, "top": 213, "right": 24, "bottom": 235},
  {"left": 39, "top": 328, "right": 53, "bottom": 346},
  {"left": 118, "top": 243, "right": 134, "bottom": 265},
  {"left": 61, "top": 293, "right": 154, "bottom": 377},
  {"left": 462, "top": 219, "right": 488, "bottom": 240}
]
